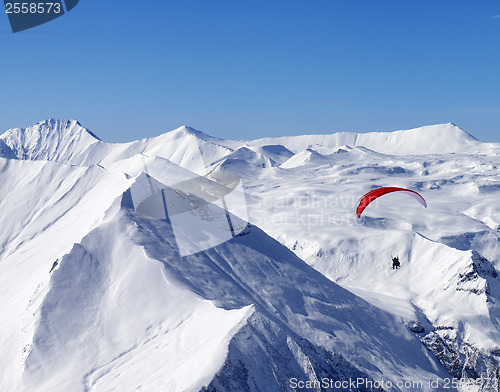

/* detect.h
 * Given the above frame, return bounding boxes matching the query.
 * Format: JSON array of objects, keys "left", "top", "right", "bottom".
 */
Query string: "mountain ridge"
[{"left": 0, "top": 120, "right": 492, "bottom": 164}]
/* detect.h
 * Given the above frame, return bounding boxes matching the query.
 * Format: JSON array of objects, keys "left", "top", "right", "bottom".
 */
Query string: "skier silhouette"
[{"left": 392, "top": 256, "right": 400, "bottom": 269}]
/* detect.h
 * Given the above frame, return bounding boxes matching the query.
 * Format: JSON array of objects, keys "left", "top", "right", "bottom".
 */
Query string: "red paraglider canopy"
[{"left": 356, "top": 187, "right": 427, "bottom": 218}]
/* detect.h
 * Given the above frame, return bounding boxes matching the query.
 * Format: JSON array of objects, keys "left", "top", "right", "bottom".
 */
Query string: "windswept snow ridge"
[{"left": 1, "top": 119, "right": 500, "bottom": 391}]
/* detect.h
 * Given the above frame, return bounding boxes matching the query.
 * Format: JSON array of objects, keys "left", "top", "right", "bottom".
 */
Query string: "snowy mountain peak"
[
  {"left": 280, "top": 148, "right": 327, "bottom": 169},
  {"left": 400, "top": 122, "right": 478, "bottom": 142},
  {"left": 167, "top": 125, "right": 216, "bottom": 142},
  {"left": 170, "top": 125, "right": 198, "bottom": 135},
  {"left": 0, "top": 119, "right": 101, "bottom": 162},
  {"left": 21, "top": 119, "right": 99, "bottom": 141}
]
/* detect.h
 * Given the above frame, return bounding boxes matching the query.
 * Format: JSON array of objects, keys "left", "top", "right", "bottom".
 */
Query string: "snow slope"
[
  {"left": 22, "top": 198, "right": 253, "bottom": 392},
  {"left": 0, "top": 162, "right": 451, "bottom": 392},
  {"left": 1, "top": 119, "right": 500, "bottom": 391}
]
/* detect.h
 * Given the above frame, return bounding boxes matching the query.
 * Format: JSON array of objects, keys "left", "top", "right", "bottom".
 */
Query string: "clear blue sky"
[{"left": 1, "top": 1, "right": 499, "bottom": 142}]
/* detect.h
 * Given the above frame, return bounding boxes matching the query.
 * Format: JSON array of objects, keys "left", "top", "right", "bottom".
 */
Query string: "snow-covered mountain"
[
  {"left": 240, "top": 123, "right": 487, "bottom": 156},
  {"left": 1, "top": 119, "right": 499, "bottom": 391}
]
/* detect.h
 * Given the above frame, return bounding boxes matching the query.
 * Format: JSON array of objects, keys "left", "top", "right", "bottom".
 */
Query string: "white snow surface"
[{"left": 1, "top": 119, "right": 500, "bottom": 391}]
